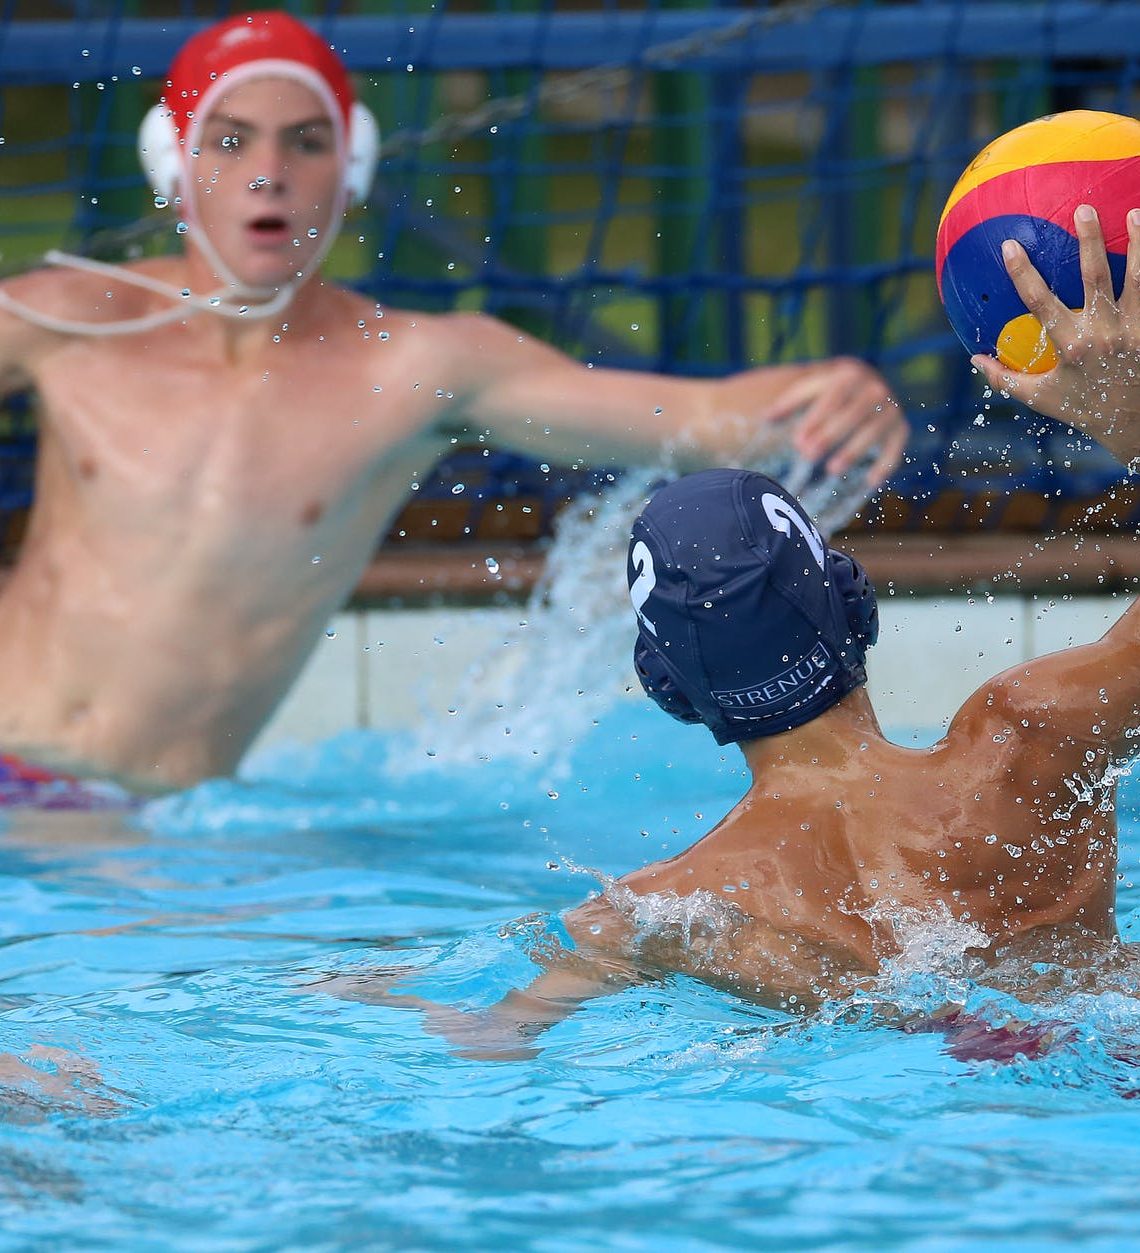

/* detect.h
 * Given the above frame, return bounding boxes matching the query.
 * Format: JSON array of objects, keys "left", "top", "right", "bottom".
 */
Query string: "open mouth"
[{"left": 247, "top": 215, "right": 291, "bottom": 240}]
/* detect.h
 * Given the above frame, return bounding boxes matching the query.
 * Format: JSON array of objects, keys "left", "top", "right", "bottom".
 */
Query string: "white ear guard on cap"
[
  {"left": 344, "top": 101, "right": 380, "bottom": 205},
  {"left": 137, "top": 99, "right": 381, "bottom": 206},
  {"left": 137, "top": 103, "right": 182, "bottom": 202}
]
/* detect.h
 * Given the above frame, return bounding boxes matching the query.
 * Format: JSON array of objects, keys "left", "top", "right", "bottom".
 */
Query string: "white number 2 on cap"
[
  {"left": 761, "top": 493, "right": 826, "bottom": 570},
  {"left": 629, "top": 540, "right": 658, "bottom": 635}
]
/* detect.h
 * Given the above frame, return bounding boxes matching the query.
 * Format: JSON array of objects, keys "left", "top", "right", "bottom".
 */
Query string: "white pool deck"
[{"left": 248, "top": 592, "right": 1135, "bottom": 759}]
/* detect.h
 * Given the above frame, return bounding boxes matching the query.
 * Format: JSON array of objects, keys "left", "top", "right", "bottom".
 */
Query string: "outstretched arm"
[{"left": 443, "top": 313, "right": 906, "bottom": 487}]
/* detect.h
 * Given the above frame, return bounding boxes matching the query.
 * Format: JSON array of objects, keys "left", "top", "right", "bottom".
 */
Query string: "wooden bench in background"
[{"left": 2, "top": 441, "right": 1138, "bottom": 605}]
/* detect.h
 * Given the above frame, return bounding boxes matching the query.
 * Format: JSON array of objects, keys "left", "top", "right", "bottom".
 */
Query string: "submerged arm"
[
  {"left": 387, "top": 957, "right": 640, "bottom": 1062},
  {"left": 319, "top": 901, "right": 642, "bottom": 1062}
]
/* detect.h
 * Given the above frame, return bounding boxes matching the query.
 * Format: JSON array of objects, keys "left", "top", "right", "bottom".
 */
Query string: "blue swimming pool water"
[{"left": 2, "top": 705, "right": 1140, "bottom": 1250}]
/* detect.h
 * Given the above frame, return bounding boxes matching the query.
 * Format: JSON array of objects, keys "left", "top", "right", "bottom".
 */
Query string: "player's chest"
[{"left": 39, "top": 347, "right": 406, "bottom": 497}]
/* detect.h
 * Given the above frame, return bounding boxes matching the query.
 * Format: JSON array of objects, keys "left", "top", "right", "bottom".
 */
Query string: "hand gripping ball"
[{"left": 936, "top": 109, "right": 1140, "bottom": 372}]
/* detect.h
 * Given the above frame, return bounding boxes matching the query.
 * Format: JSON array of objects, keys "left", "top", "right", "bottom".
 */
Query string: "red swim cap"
[{"left": 161, "top": 10, "right": 355, "bottom": 141}]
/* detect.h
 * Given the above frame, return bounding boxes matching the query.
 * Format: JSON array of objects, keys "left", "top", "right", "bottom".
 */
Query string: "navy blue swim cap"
[{"left": 627, "top": 468, "right": 878, "bottom": 745}]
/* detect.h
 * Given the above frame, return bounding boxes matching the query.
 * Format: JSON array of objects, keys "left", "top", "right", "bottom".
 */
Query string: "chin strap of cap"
[{"left": 0, "top": 250, "right": 298, "bottom": 338}]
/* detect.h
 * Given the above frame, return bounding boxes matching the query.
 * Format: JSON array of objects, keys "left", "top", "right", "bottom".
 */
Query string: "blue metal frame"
[{"left": 1, "top": 5, "right": 1139, "bottom": 83}]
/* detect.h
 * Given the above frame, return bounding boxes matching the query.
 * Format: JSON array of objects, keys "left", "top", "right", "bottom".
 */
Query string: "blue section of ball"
[
  {"left": 940, "top": 213, "right": 1127, "bottom": 358},
  {"left": 940, "top": 215, "right": 1076, "bottom": 356}
]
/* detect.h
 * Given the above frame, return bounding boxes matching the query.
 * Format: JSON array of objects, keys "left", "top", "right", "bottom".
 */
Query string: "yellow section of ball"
[
  {"left": 995, "top": 312, "right": 1061, "bottom": 373},
  {"left": 938, "top": 109, "right": 1140, "bottom": 228}
]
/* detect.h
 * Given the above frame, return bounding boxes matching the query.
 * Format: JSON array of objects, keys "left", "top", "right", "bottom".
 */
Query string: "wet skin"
[
  {"left": 331, "top": 206, "right": 1140, "bottom": 1053},
  {"left": 0, "top": 76, "right": 905, "bottom": 793},
  {"left": 554, "top": 207, "right": 1140, "bottom": 1008}
]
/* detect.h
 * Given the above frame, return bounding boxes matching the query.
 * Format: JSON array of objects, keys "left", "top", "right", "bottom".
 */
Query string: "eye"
[{"left": 291, "top": 129, "right": 334, "bottom": 155}]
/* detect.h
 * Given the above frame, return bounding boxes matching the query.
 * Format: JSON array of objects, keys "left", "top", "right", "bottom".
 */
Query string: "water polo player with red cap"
[
  {"left": 0, "top": 10, "right": 904, "bottom": 801},
  {"left": 0, "top": 11, "right": 380, "bottom": 335},
  {"left": 138, "top": 9, "right": 380, "bottom": 310}
]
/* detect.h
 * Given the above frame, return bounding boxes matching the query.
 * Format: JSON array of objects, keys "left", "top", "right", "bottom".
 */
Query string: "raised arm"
[
  {"left": 442, "top": 312, "right": 906, "bottom": 487},
  {"left": 958, "top": 204, "right": 1140, "bottom": 764},
  {"left": 970, "top": 204, "right": 1140, "bottom": 464}
]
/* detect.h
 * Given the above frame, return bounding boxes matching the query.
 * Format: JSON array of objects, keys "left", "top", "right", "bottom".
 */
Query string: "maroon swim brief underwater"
[{"left": 0, "top": 754, "right": 136, "bottom": 810}]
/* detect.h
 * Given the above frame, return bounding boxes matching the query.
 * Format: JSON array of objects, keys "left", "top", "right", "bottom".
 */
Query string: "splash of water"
[
  {"left": 864, "top": 898, "right": 992, "bottom": 980},
  {"left": 1053, "top": 755, "right": 1137, "bottom": 822},
  {"left": 553, "top": 857, "right": 744, "bottom": 950},
  {"left": 398, "top": 446, "right": 873, "bottom": 778},
  {"left": 597, "top": 874, "right": 746, "bottom": 950},
  {"left": 394, "top": 463, "right": 665, "bottom": 777}
]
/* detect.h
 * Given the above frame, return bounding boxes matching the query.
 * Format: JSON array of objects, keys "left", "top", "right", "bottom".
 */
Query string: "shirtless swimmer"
[
  {"left": 334, "top": 204, "right": 1140, "bottom": 1053},
  {"left": 0, "top": 11, "right": 905, "bottom": 795}
]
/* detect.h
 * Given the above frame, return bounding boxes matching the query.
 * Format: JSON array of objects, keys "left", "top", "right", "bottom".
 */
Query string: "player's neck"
[
  {"left": 739, "top": 686, "right": 884, "bottom": 780},
  {"left": 176, "top": 250, "right": 327, "bottom": 361}
]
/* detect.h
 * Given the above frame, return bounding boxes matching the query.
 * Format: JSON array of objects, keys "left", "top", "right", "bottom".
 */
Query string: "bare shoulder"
[
  {"left": 350, "top": 306, "right": 556, "bottom": 396},
  {"left": 562, "top": 892, "right": 637, "bottom": 951},
  {"left": 427, "top": 309, "right": 511, "bottom": 343},
  {"left": 939, "top": 636, "right": 1130, "bottom": 782},
  {"left": 336, "top": 298, "right": 487, "bottom": 351},
  {"left": 417, "top": 309, "right": 565, "bottom": 363},
  {"left": 0, "top": 265, "right": 111, "bottom": 387},
  {"left": 8, "top": 257, "right": 182, "bottom": 319}
]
